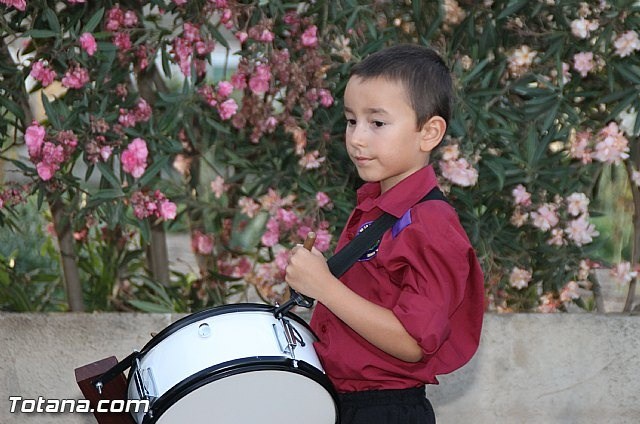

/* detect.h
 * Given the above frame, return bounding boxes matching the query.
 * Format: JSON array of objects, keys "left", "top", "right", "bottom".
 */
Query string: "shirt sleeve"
[{"left": 389, "top": 204, "right": 476, "bottom": 358}]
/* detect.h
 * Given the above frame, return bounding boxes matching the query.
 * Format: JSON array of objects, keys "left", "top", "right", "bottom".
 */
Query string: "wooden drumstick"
[
  {"left": 273, "top": 232, "right": 318, "bottom": 318},
  {"left": 303, "top": 232, "right": 317, "bottom": 251}
]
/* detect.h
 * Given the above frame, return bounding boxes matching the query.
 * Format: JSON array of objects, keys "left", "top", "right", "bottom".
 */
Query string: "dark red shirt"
[{"left": 310, "top": 165, "right": 485, "bottom": 392}]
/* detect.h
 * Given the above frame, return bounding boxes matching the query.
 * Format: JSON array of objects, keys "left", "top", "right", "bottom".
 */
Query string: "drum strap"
[{"left": 326, "top": 186, "right": 448, "bottom": 278}]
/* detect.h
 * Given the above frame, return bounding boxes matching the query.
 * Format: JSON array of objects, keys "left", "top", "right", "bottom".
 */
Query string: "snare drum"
[{"left": 127, "top": 303, "right": 338, "bottom": 424}]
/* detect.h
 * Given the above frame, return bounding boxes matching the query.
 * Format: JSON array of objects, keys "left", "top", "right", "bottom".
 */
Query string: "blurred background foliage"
[{"left": 1, "top": 0, "right": 639, "bottom": 313}]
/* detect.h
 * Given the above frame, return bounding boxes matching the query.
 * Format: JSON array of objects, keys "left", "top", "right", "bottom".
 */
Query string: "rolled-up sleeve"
[{"left": 390, "top": 207, "right": 475, "bottom": 360}]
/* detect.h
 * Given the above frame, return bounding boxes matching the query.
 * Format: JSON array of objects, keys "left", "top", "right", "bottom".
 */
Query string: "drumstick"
[
  {"left": 273, "top": 232, "right": 317, "bottom": 318},
  {"left": 303, "top": 231, "right": 317, "bottom": 251}
]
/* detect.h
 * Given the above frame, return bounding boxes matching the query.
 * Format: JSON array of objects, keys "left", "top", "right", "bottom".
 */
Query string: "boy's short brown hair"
[{"left": 350, "top": 44, "right": 453, "bottom": 129}]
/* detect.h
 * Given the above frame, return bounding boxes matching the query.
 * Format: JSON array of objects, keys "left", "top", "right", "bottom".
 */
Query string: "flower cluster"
[
  {"left": 0, "top": 0, "right": 25, "bottom": 11},
  {"left": 30, "top": 60, "right": 56, "bottom": 87},
  {"left": 437, "top": 143, "right": 479, "bottom": 187},
  {"left": 118, "top": 98, "right": 152, "bottom": 128},
  {"left": 227, "top": 11, "right": 334, "bottom": 152},
  {"left": 568, "top": 122, "right": 630, "bottom": 165},
  {"left": 510, "top": 185, "right": 599, "bottom": 247},
  {"left": 198, "top": 81, "right": 238, "bottom": 121},
  {"left": 104, "top": 5, "right": 150, "bottom": 70},
  {"left": 0, "top": 183, "right": 28, "bottom": 209},
  {"left": 61, "top": 64, "right": 90, "bottom": 89},
  {"left": 24, "top": 122, "right": 78, "bottom": 181},
  {"left": 130, "top": 190, "right": 177, "bottom": 221},
  {"left": 172, "top": 22, "right": 215, "bottom": 77},
  {"left": 121, "top": 138, "right": 148, "bottom": 178}
]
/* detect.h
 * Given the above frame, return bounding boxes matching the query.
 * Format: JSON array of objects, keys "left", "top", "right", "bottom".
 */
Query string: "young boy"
[{"left": 285, "top": 44, "right": 485, "bottom": 424}]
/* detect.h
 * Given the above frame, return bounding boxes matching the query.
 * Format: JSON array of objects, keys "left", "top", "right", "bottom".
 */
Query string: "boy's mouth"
[{"left": 353, "top": 155, "right": 372, "bottom": 166}]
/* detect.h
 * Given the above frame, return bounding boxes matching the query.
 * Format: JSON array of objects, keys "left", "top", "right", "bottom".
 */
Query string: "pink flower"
[
  {"left": 134, "top": 98, "right": 152, "bottom": 122},
  {"left": 318, "top": 89, "right": 334, "bottom": 107},
  {"left": 0, "top": 0, "right": 26, "bottom": 11},
  {"left": 301, "top": 25, "right": 318, "bottom": 47},
  {"left": 238, "top": 196, "right": 260, "bottom": 218},
  {"left": 439, "top": 158, "right": 478, "bottom": 187},
  {"left": 248, "top": 64, "right": 271, "bottom": 94},
  {"left": 218, "top": 99, "right": 238, "bottom": 120},
  {"left": 570, "top": 17, "right": 599, "bottom": 39},
  {"left": 235, "top": 31, "right": 248, "bottom": 44},
  {"left": 113, "top": 32, "right": 132, "bottom": 51},
  {"left": 530, "top": 203, "right": 559, "bottom": 232},
  {"left": 173, "top": 0, "right": 188, "bottom": 5},
  {"left": 511, "top": 184, "right": 531, "bottom": 206},
  {"left": 261, "top": 227, "right": 280, "bottom": 247},
  {"left": 593, "top": 122, "right": 629, "bottom": 164},
  {"left": 573, "top": 52, "right": 594, "bottom": 78},
  {"left": 105, "top": 7, "right": 124, "bottom": 32},
  {"left": 231, "top": 72, "right": 247, "bottom": 90},
  {"left": 610, "top": 261, "right": 638, "bottom": 285},
  {"left": 560, "top": 281, "right": 581, "bottom": 303},
  {"left": 564, "top": 215, "right": 599, "bottom": 246},
  {"left": 159, "top": 199, "right": 177, "bottom": 220},
  {"left": 100, "top": 146, "right": 113, "bottom": 161},
  {"left": 36, "top": 162, "right": 58, "bottom": 181},
  {"left": 314, "top": 228, "right": 331, "bottom": 252},
  {"left": 79, "top": 33, "right": 97, "bottom": 56},
  {"left": 191, "top": 230, "right": 214, "bottom": 255},
  {"left": 614, "top": 30, "right": 640, "bottom": 58},
  {"left": 61, "top": 65, "right": 90, "bottom": 89},
  {"left": 210, "top": 176, "right": 228, "bottom": 198},
  {"left": 298, "top": 150, "right": 326, "bottom": 169},
  {"left": 68, "top": 0, "right": 86, "bottom": 3},
  {"left": 30, "top": 60, "right": 57, "bottom": 87},
  {"left": 121, "top": 137, "right": 148, "bottom": 178},
  {"left": 217, "top": 81, "right": 234, "bottom": 98},
  {"left": 276, "top": 208, "right": 299, "bottom": 230},
  {"left": 509, "top": 267, "right": 532, "bottom": 290},
  {"left": 566, "top": 192, "right": 589, "bottom": 217},
  {"left": 118, "top": 109, "right": 137, "bottom": 127},
  {"left": 316, "top": 192, "right": 332, "bottom": 208},
  {"left": 24, "top": 122, "right": 46, "bottom": 157}
]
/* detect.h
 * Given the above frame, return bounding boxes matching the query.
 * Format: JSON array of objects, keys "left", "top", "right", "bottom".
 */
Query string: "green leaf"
[
  {"left": 43, "top": 7, "right": 61, "bottom": 34},
  {"left": 127, "top": 300, "right": 174, "bottom": 313},
  {"left": 0, "top": 96, "right": 25, "bottom": 121},
  {"left": 96, "top": 162, "right": 123, "bottom": 190},
  {"left": 498, "top": 0, "right": 529, "bottom": 19},
  {"left": 137, "top": 156, "right": 170, "bottom": 188},
  {"left": 25, "top": 29, "right": 59, "bottom": 39},
  {"left": 41, "top": 93, "right": 61, "bottom": 129},
  {"left": 82, "top": 7, "right": 105, "bottom": 34}
]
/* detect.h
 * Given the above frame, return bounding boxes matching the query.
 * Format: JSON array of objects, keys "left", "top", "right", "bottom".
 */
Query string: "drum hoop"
[
  {"left": 137, "top": 356, "right": 340, "bottom": 424},
  {"left": 139, "top": 303, "right": 314, "bottom": 355}
]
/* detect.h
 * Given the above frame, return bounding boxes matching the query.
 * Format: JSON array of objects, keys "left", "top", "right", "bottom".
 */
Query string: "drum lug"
[
  {"left": 273, "top": 318, "right": 306, "bottom": 358},
  {"left": 133, "top": 358, "right": 158, "bottom": 404}
]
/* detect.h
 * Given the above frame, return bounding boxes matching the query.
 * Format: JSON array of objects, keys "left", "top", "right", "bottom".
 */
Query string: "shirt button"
[{"left": 321, "top": 324, "right": 327, "bottom": 333}]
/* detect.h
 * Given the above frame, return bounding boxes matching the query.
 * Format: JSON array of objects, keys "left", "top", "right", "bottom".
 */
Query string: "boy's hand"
[{"left": 285, "top": 245, "right": 332, "bottom": 302}]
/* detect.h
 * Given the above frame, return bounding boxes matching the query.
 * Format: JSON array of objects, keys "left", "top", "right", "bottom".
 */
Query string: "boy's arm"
[{"left": 285, "top": 246, "right": 423, "bottom": 363}]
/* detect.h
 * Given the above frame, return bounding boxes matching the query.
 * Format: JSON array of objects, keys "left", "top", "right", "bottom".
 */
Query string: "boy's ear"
[{"left": 419, "top": 116, "right": 447, "bottom": 153}]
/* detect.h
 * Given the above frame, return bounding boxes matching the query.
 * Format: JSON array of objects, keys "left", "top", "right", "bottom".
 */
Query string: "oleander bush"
[{"left": 1, "top": 0, "right": 639, "bottom": 313}]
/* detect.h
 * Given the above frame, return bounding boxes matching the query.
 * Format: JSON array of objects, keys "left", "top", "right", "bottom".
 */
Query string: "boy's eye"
[
  {"left": 346, "top": 118, "right": 356, "bottom": 126},
  {"left": 372, "top": 120, "right": 385, "bottom": 128}
]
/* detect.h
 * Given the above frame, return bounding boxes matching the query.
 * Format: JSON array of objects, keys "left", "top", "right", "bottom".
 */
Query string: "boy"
[{"left": 285, "top": 44, "right": 485, "bottom": 424}]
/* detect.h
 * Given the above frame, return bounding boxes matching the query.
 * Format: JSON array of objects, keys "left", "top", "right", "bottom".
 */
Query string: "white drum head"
[{"left": 153, "top": 369, "right": 337, "bottom": 424}]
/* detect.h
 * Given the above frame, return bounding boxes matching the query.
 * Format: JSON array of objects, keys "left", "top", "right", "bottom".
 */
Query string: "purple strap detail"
[{"left": 392, "top": 209, "right": 412, "bottom": 238}]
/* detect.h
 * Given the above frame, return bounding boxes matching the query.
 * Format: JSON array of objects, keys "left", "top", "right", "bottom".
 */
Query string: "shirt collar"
[{"left": 355, "top": 165, "right": 439, "bottom": 217}]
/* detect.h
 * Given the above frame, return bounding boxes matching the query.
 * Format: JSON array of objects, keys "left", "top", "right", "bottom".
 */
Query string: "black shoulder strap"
[{"left": 326, "top": 187, "right": 447, "bottom": 278}]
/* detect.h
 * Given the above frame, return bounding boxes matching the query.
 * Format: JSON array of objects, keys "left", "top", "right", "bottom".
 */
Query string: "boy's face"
[{"left": 344, "top": 76, "right": 435, "bottom": 193}]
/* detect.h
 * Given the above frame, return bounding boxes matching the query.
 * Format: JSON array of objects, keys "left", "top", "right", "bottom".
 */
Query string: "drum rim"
[
  {"left": 137, "top": 356, "right": 340, "bottom": 424},
  {"left": 139, "top": 303, "right": 313, "bottom": 354}
]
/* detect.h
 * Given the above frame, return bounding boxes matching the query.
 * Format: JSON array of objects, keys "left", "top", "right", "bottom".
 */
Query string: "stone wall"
[{"left": 1, "top": 312, "right": 638, "bottom": 424}]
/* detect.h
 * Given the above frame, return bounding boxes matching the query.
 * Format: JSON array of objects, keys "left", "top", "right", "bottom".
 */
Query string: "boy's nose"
[{"left": 348, "top": 124, "right": 367, "bottom": 147}]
